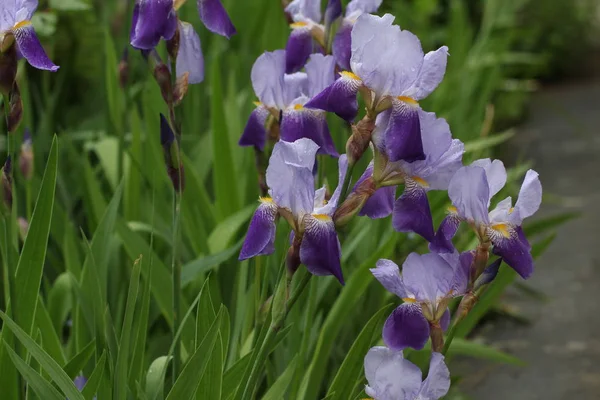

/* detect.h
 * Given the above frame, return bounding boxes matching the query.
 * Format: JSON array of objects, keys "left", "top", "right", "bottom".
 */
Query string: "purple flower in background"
[
  {"left": 239, "top": 50, "right": 338, "bottom": 157},
  {"left": 356, "top": 111, "right": 463, "bottom": 241},
  {"left": 432, "top": 160, "right": 542, "bottom": 279},
  {"left": 364, "top": 347, "right": 450, "bottom": 400},
  {"left": 239, "top": 138, "right": 348, "bottom": 283},
  {"left": 0, "top": 0, "right": 59, "bottom": 71},
  {"left": 306, "top": 13, "right": 448, "bottom": 162},
  {"left": 371, "top": 252, "right": 470, "bottom": 350},
  {"left": 130, "top": 0, "right": 236, "bottom": 84}
]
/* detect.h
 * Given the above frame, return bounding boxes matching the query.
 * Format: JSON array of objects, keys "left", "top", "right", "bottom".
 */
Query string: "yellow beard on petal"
[
  {"left": 402, "top": 297, "right": 416, "bottom": 303},
  {"left": 312, "top": 213, "right": 331, "bottom": 221},
  {"left": 411, "top": 176, "right": 429, "bottom": 188},
  {"left": 259, "top": 196, "right": 274, "bottom": 204},
  {"left": 340, "top": 71, "right": 361, "bottom": 81},
  {"left": 397, "top": 96, "right": 419, "bottom": 106},
  {"left": 12, "top": 20, "right": 31, "bottom": 30},
  {"left": 491, "top": 223, "right": 511, "bottom": 238},
  {"left": 290, "top": 21, "right": 309, "bottom": 29}
]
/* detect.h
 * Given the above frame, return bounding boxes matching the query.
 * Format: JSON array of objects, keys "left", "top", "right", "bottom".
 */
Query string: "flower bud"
[
  {"left": 118, "top": 48, "right": 129, "bottom": 89},
  {"left": 346, "top": 115, "right": 375, "bottom": 166},
  {"left": 167, "top": 25, "right": 181, "bottom": 61},
  {"left": 471, "top": 242, "right": 490, "bottom": 285},
  {"left": 334, "top": 175, "right": 376, "bottom": 227},
  {"left": 7, "top": 84, "right": 22, "bottom": 134},
  {"left": 0, "top": 44, "right": 17, "bottom": 96},
  {"left": 286, "top": 234, "right": 302, "bottom": 278},
  {"left": 19, "top": 129, "right": 33, "bottom": 180},
  {"left": 173, "top": 72, "right": 189, "bottom": 106},
  {"left": 144, "top": 50, "right": 173, "bottom": 106},
  {"left": 1, "top": 156, "right": 12, "bottom": 214},
  {"left": 160, "top": 114, "right": 185, "bottom": 192},
  {"left": 18, "top": 217, "right": 28, "bottom": 241}
]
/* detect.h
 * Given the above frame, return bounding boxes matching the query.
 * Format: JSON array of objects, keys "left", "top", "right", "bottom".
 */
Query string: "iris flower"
[
  {"left": 0, "top": 0, "right": 59, "bottom": 71},
  {"left": 431, "top": 160, "right": 542, "bottom": 279},
  {"left": 284, "top": 0, "right": 382, "bottom": 73},
  {"left": 356, "top": 111, "right": 463, "bottom": 241},
  {"left": 371, "top": 252, "right": 470, "bottom": 350},
  {"left": 130, "top": 0, "right": 235, "bottom": 84},
  {"left": 239, "top": 50, "right": 338, "bottom": 157},
  {"left": 364, "top": 347, "right": 450, "bottom": 400},
  {"left": 239, "top": 138, "right": 347, "bottom": 283},
  {"left": 306, "top": 13, "right": 448, "bottom": 162}
]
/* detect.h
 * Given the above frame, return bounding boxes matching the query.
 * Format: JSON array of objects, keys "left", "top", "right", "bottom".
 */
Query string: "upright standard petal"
[
  {"left": 383, "top": 99, "right": 425, "bottom": 162},
  {"left": 448, "top": 166, "right": 490, "bottom": 225},
  {"left": 370, "top": 259, "right": 407, "bottom": 298},
  {"left": 304, "top": 71, "right": 361, "bottom": 121},
  {"left": 197, "top": 0, "right": 236, "bottom": 38},
  {"left": 429, "top": 211, "right": 461, "bottom": 253},
  {"left": 491, "top": 226, "right": 533, "bottom": 279},
  {"left": 13, "top": 1, "right": 37, "bottom": 26},
  {"left": 332, "top": 22, "right": 352, "bottom": 71},
  {"left": 13, "top": 23, "right": 59, "bottom": 71},
  {"left": 130, "top": 0, "right": 177, "bottom": 49},
  {"left": 266, "top": 138, "right": 318, "bottom": 216},
  {"left": 313, "top": 154, "right": 348, "bottom": 215},
  {"left": 471, "top": 158, "right": 507, "bottom": 204},
  {"left": 364, "top": 346, "right": 422, "bottom": 400},
  {"left": 405, "top": 46, "right": 449, "bottom": 101},
  {"left": 511, "top": 169, "right": 542, "bottom": 225},
  {"left": 251, "top": 50, "right": 287, "bottom": 109},
  {"left": 285, "top": 0, "right": 322, "bottom": 23},
  {"left": 383, "top": 303, "right": 430, "bottom": 351},
  {"left": 401, "top": 252, "right": 455, "bottom": 306},
  {"left": 346, "top": 0, "right": 383, "bottom": 16},
  {"left": 280, "top": 103, "right": 338, "bottom": 157},
  {"left": 176, "top": 22, "right": 204, "bottom": 84},
  {"left": 285, "top": 25, "right": 315, "bottom": 74},
  {"left": 239, "top": 105, "right": 269, "bottom": 150},
  {"left": 351, "top": 13, "right": 424, "bottom": 96},
  {"left": 417, "top": 353, "right": 451, "bottom": 400},
  {"left": 300, "top": 214, "right": 344, "bottom": 284},
  {"left": 239, "top": 199, "right": 278, "bottom": 260},
  {"left": 305, "top": 54, "right": 336, "bottom": 98},
  {"left": 392, "top": 181, "right": 434, "bottom": 241}
]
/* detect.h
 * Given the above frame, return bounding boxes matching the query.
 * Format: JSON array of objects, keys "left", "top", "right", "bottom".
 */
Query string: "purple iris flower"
[
  {"left": 0, "top": 0, "right": 59, "bottom": 71},
  {"left": 371, "top": 251, "right": 471, "bottom": 350},
  {"left": 364, "top": 347, "right": 450, "bottom": 400},
  {"left": 239, "top": 50, "right": 338, "bottom": 157},
  {"left": 284, "top": 0, "right": 382, "bottom": 73},
  {"left": 431, "top": 160, "right": 542, "bottom": 279},
  {"left": 130, "top": 0, "right": 236, "bottom": 84},
  {"left": 356, "top": 111, "right": 463, "bottom": 241},
  {"left": 306, "top": 13, "right": 448, "bottom": 162},
  {"left": 239, "top": 138, "right": 348, "bottom": 283}
]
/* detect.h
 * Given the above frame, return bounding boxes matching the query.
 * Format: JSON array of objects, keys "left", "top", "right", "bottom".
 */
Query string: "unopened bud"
[
  {"left": 167, "top": 26, "right": 181, "bottom": 61},
  {"left": 160, "top": 114, "right": 185, "bottom": 192},
  {"left": 333, "top": 175, "right": 376, "bottom": 227},
  {"left": 1, "top": 156, "right": 12, "bottom": 214},
  {"left": 19, "top": 129, "right": 33, "bottom": 180},
  {"left": 0, "top": 32, "right": 15, "bottom": 53},
  {"left": 346, "top": 115, "right": 375, "bottom": 166},
  {"left": 7, "top": 83, "right": 22, "bottom": 133},
  {"left": 456, "top": 291, "right": 478, "bottom": 320},
  {"left": 144, "top": 50, "right": 173, "bottom": 106},
  {"left": 286, "top": 234, "right": 302, "bottom": 278},
  {"left": 118, "top": 48, "right": 129, "bottom": 89},
  {"left": 0, "top": 44, "right": 17, "bottom": 96},
  {"left": 17, "top": 217, "right": 28, "bottom": 241},
  {"left": 173, "top": 72, "right": 189, "bottom": 106}
]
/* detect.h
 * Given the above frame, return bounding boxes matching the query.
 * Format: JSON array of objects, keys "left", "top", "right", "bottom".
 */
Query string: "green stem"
[
  {"left": 338, "top": 161, "right": 355, "bottom": 205},
  {"left": 441, "top": 321, "right": 459, "bottom": 356},
  {"left": 242, "top": 272, "right": 312, "bottom": 399},
  {"left": 171, "top": 192, "right": 182, "bottom": 381}
]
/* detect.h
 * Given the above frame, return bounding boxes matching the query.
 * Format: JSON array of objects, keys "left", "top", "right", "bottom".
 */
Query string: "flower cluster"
[{"left": 236, "top": 8, "right": 542, "bottom": 400}]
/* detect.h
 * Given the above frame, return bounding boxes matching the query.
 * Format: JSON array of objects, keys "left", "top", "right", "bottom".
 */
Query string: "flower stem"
[{"left": 338, "top": 161, "right": 355, "bottom": 205}]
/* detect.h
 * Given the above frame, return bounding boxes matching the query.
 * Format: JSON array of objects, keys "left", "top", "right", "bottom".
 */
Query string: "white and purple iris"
[
  {"left": 364, "top": 347, "right": 450, "bottom": 400},
  {"left": 371, "top": 252, "right": 470, "bottom": 350},
  {"left": 239, "top": 138, "right": 347, "bottom": 284},
  {"left": 356, "top": 111, "right": 464, "bottom": 241},
  {"left": 239, "top": 50, "right": 338, "bottom": 157},
  {"left": 284, "top": 0, "right": 382, "bottom": 73},
  {"left": 431, "top": 160, "right": 542, "bottom": 279},
  {"left": 129, "top": 0, "right": 236, "bottom": 84},
  {"left": 0, "top": 0, "right": 59, "bottom": 71},
  {"left": 306, "top": 13, "right": 448, "bottom": 163}
]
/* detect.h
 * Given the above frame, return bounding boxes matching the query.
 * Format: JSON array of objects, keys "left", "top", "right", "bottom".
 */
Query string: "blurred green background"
[{"left": 0, "top": 0, "right": 596, "bottom": 399}]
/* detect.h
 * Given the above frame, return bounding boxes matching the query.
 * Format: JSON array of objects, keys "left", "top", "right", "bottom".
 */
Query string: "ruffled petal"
[
  {"left": 13, "top": 23, "right": 59, "bottom": 71},
  {"left": 251, "top": 50, "right": 287, "bottom": 109},
  {"left": 239, "top": 105, "right": 269, "bottom": 150},
  {"left": 313, "top": 155, "right": 348, "bottom": 215},
  {"left": 448, "top": 166, "right": 490, "bottom": 225},
  {"left": 197, "top": 0, "right": 236, "bottom": 38},
  {"left": 491, "top": 226, "right": 533, "bottom": 279},
  {"left": 471, "top": 158, "right": 506, "bottom": 203},
  {"left": 285, "top": 26, "right": 314, "bottom": 73},
  {"left": 429, "top": 212, "right": 461, "bottom": 253},
  {"left": 266, "top": 138, "right": 318, "bottom": 216},
  {"left": 405, "top": 46, "right": 449, "bottom": 101},
  {"left": 130, "top": 0, "right": 177, "bottom": 49},
  {"left": 392, "top": 181, "right": 434, "bottom": 241},
  {"left": 305, "top": 53, "right": 336, "bottom": 98},
  {"left": 285, "top": 0, "right": 322, "bottom": 23},
  {"left": 402, "top": 252, "right": 455, "bottom": 306},
  {"left": 511, "top": 169, "right": 542, "bottom": 225},
  {"left": 239, "top": 200, "right": 278, "bottom": 260},
  {"left": 280, "top": 103, "right": 338, "bottom": 157},
  {"left": 384, "top": 99, "right": 425, "bottom": 163},
  {"left": 370, "top": 259, "right": 407, "bottom": 298},
  {"left": 364, "top": 346, "right": 422, "bottom": 400},
  {"left": 300, "top": 214, "right": 344, "bottom": 284},
  {"left": 417, "top": 353, "right": 451, "bottom": 400},
  {"left": 383, "top": 303, "right": 430, "bottom": 350},
  {"left": 176, "top": 21, "right": 204, "bottom": 84},
  {"left": 346, "top": 0, "right": 383, "bottom": 16},
  {"left": 304, "top": 71, "right": 361, "bottom": 121},
  {"left": 332, "top": 21, "right": 352, "bottom": 71}
]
